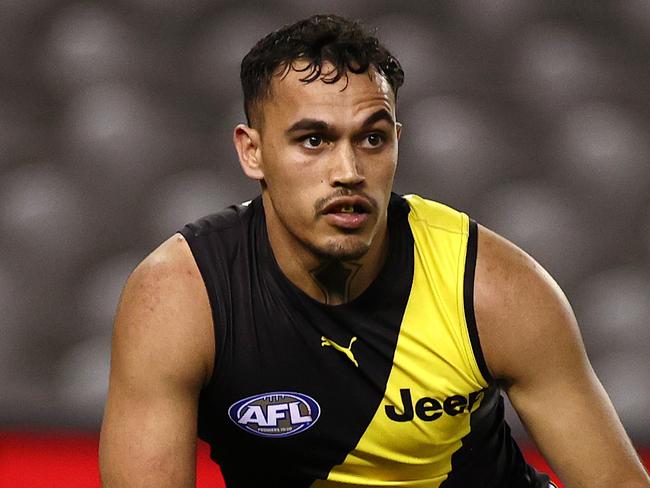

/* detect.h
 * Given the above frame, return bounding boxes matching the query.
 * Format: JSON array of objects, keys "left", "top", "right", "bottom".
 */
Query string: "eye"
[
  {"left": 302, "top": 135, "right": 324, "bottom": 148},
  {"left": 361, "top": 133, "right": 384, "bottom": 148}
]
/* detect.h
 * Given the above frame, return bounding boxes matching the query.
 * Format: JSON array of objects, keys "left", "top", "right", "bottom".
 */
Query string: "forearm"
[
  {"left": 609, "top": 463, "right": 650, "bottom": 488},
  {"left": 508, "top": 376, "right": 649, "bottom": 488}
]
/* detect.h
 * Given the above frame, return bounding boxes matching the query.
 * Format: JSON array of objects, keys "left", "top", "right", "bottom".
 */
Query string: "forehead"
[{"left": 262, "top": 61, "right": 396, "bottom": 125}]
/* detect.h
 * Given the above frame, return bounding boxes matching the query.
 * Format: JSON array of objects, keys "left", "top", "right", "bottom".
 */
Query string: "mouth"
[
  {"left": 321, "top": 197, "right": 373, "bottom": 216},
  {"left": 320, "top": 196, "right": 373, "bottom": 230}
]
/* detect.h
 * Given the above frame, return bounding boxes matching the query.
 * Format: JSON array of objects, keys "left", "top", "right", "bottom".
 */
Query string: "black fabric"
[
  {"left": 440, "top": 387, "right": 549, "bottom": 488},
  {"left": 464, "top": 218, "right": 493, "bottom": 383},
  {"left": 181, "top": 194, "right": 414, "bottom": 487}
]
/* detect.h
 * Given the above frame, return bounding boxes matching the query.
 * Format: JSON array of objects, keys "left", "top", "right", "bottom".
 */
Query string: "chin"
[{"left": 310, "top": 237, "right": 371, "bottom": 261}]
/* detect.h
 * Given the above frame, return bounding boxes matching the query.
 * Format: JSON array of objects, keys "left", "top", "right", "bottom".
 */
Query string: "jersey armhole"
[
  {"left": 462, "top": 218, "right": 494, "bottom": 385},
  {"left": 177, "top": 228, "right": 225, "bottom": 389}
]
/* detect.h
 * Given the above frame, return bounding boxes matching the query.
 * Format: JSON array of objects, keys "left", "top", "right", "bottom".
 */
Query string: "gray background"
[{"left": 0, "top": 0, "right": 648, "bottom": 446}]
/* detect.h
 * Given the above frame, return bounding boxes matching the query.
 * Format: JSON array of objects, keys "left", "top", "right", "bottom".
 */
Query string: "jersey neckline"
[{"left": 253, "top": 192, "right": 413, "bottom": 311}]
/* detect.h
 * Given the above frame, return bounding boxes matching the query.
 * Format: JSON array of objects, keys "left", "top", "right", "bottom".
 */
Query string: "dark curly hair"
[{"left": 241, "top": 14, "right": 404, "bottom": 127}]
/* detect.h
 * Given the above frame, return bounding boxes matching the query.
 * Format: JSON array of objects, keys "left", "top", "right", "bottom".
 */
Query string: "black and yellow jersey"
[{"left": 179, "top": 193, "right": 550, "bottom": 487}]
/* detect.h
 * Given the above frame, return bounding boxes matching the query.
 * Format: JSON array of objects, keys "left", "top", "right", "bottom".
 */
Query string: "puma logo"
[{"left": 321, "top": 336, "right": 359, "bottom": 367}]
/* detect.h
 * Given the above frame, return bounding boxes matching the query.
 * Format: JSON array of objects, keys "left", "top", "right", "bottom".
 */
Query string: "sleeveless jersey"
[{"left": 179, "top": 193, "right": 550, "bottom": 487}]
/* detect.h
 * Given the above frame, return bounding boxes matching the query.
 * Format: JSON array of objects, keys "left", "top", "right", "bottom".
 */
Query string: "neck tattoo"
[{"left": 309, "top": 260, "right": 361, "bottom": 305}]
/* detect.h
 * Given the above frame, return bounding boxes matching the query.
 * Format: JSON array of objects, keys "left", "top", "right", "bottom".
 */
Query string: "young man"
[{"left": 99, "top": 14, "right": 650, "bottom": 488}]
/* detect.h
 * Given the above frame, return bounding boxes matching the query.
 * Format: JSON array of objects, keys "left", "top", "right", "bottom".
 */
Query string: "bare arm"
[
  {"left": 474, "top": 225, "right": 649, "bottom": 488},
  {"left": 99, "top": 234, "right": 214, "bottom": 487}
]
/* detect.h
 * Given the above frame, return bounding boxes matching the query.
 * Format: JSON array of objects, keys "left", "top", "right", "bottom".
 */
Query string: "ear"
[
  {"left": 396, "top": 122, "right": 403, "bottom": 141},
  {"left": 233, "top": 124, "right": 264, "bottom": 180}
]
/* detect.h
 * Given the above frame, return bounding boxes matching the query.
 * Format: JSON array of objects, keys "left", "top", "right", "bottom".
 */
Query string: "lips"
[
  {"left": 320, "top": 196, "right": 372, "bottom": 230},
  {"left": 323, "top": 212, "right": 369, "bottom": 229},
  {"left": 321, "top": 196, "right": 372, "bottom": 216}
]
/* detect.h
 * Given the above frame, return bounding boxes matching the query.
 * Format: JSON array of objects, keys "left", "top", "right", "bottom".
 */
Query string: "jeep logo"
[{"left": 385, "top": 388, "right": 485, "bottom": 422}]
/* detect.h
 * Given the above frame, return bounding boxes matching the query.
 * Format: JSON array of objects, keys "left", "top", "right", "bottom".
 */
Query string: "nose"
[{"left": 330, "top": 141, "right": 364, "bottom": 188}]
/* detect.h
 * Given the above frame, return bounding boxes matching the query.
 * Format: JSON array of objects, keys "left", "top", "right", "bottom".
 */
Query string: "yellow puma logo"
[{"left": 321, "top": 336, "right": 359, "bottom": 367}]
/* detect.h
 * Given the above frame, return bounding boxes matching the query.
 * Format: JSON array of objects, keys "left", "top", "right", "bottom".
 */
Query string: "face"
[{"left": 237, "top": 61, "right": 401, "bottom": 262}]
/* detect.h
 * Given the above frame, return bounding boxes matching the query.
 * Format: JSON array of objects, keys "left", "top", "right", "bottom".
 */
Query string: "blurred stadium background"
[{"left": 0, "top": 0, "right": 649, "bottom": 486}]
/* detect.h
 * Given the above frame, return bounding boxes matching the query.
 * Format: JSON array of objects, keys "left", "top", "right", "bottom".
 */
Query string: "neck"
[
  {"left": 263, "top": 196, "right": 389, "bottom": 305},
  {"left": 309, "top": 260, "right": 361, "bottom": 305}
]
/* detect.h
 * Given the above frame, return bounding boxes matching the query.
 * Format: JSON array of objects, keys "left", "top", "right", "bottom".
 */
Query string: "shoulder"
[
  {"left": 114, "top": 233, "right": 214, "bottom": 388},
  {"left": 180, "top": 198, "right": 258, "bottom": 239},
  {"left": 473, "top": 224, "right": 581, "bottom": 383},
  {"left": 401, "top": 193, "right": 467, "bottom": 235},
  {"left": 129, "top": 233, "right": 199, "bottom": 284},
  {"left": 124, "top": 233, "right": 208, "bottom": 316}
]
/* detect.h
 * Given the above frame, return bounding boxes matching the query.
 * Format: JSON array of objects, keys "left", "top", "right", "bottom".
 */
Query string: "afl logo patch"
[{"left": 228, "top": 391, "right": 321, "bottom": 438}]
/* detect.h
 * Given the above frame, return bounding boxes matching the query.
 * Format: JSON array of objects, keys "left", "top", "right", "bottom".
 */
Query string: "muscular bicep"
[
  {"left": 99, "top": 234, "right": 213, "bottom": 488},
  {"left": 474, "top": 225, "right": 649, "bottom": 488}
]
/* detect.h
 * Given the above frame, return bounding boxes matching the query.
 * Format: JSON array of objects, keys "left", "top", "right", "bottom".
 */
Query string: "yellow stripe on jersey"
[{"left": 312, "top": 195, "right": 489, "bottom": 487}]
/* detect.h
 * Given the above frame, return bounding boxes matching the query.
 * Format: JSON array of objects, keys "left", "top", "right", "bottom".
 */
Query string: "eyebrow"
[
  {"left": 285, "top": 108, "right": 396, "bottom": 135},
  {"left": 361, "top": 109, "right": 395, "bottom": 128}
]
